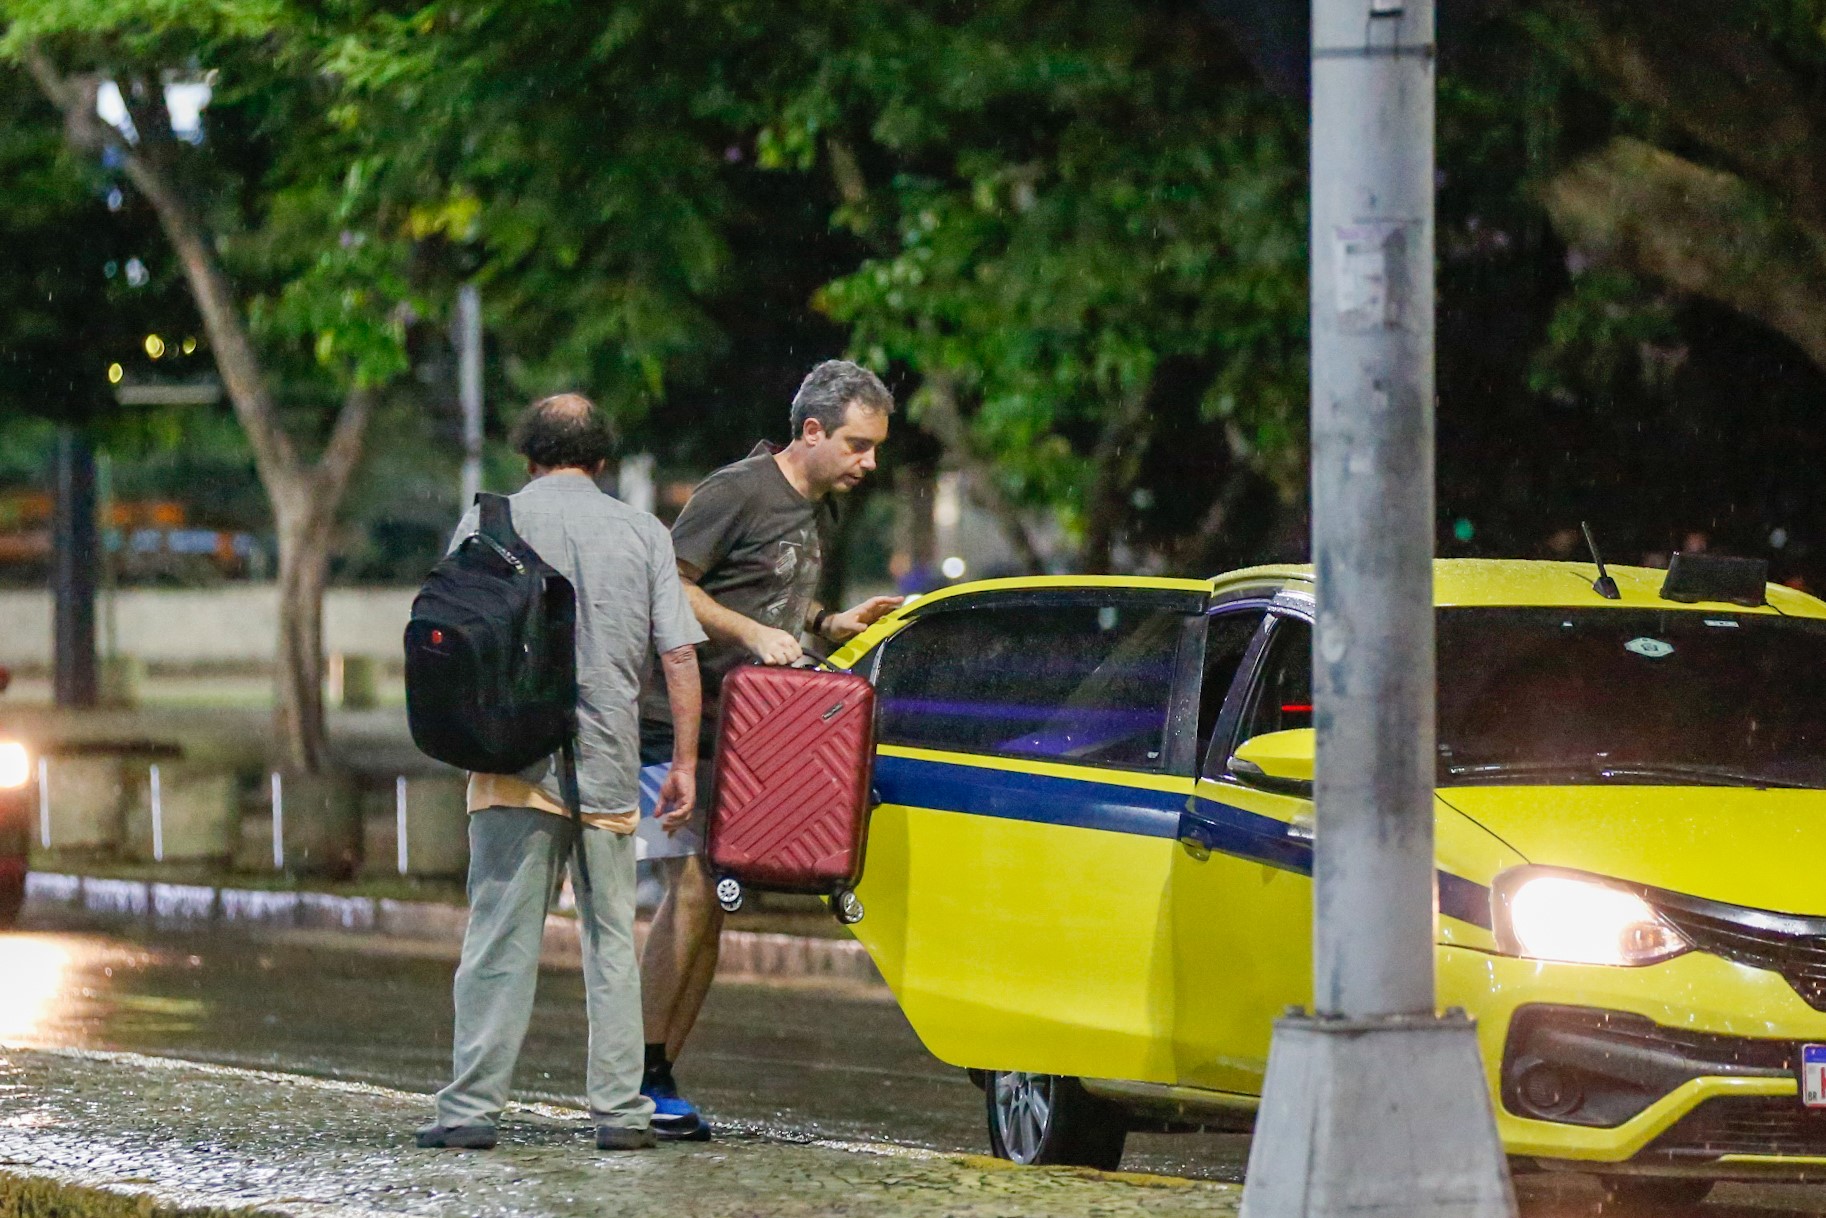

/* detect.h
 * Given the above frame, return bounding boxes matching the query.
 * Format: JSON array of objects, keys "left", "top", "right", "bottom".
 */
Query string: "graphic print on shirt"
[{"left": 761, "top": 527, "right": 821, "bottom": 631}]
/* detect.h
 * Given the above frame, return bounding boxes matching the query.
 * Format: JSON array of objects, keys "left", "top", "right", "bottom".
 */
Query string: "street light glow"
[
  {"left": 182, "top": 337, "right": 198, "bottom": 354},
  {"left": 0, "top": 938, "right": 72, "bottom": 1041},
  {"left": 107, "top": 363, "right": 124, "bottom": 385},
  {"left": 0, "top": 741, "right": 29, "bottom": 789},
  {"left": 144, "top": 334, "right": 165, "bottom": 359}
]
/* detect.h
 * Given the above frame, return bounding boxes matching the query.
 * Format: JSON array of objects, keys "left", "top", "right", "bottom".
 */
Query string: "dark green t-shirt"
[{"left": 640, "top": 443, "right": 832, "bottom": 743}]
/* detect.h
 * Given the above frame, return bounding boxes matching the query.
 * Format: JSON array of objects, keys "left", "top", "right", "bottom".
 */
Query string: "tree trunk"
[
  {"left": 892, "top": 462, "right": 938, "bottom": 586},
  {"left": 916, "top": 375, "right": 1048, "bottom": 574},
  {"left": 25, "top": 49, "right": 377, "bottom": 774},
  {"left": 1081, "top": 390, "right": 1154, "bottom": 574},
  {"left": 1167, "top": 471, "right": 1255, "bottom": 574},
  {"left": 272, "top": 495, "right": 332, "bottom": 773}
]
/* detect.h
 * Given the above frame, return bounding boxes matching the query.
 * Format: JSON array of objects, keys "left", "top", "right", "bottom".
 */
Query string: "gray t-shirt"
[
  {"left": 640, "top": 443, "right": 831, "bottom": 742},
  {"left": 451, "top": 472, "right": 705, "bottom": 815}
]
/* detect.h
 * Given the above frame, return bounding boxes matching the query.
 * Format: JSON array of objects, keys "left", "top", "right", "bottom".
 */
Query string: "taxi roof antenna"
[{"left": 1581, "top": 521, "right": 1621, "bottom": 600}]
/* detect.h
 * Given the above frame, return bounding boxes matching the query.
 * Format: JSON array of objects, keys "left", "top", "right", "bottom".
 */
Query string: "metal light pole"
[
  {"left": 1239, "top": 0, "right": 1515, "bottom": 1214},
  {"left": 52, "top": 427, "right": 99, "bottom": 708},
  {"left": 456, "top": 283, "right": 484, "bottom": 509}
]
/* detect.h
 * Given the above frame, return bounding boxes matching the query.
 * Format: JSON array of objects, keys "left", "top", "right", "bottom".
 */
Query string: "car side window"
[
  {"left": 1232, "top": 617, "right": 1313, "bottom": 762},
  {"left": 1197, "top": 609, "right": 1269, "bottom": 762},
  {"left": 875, "top": 600, "right": 1189, "bottom": 771}
]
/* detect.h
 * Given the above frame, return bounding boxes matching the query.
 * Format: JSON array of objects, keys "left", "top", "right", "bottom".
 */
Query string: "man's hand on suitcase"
[
  {"left": 822, "top": 595, "right": 905, "bottom": 643},
  {"left": 654, "top": 765, "right": 697, "bottom": 833},
  {"left": 745, "top": 623, "right": 804, "bottom": 666}
]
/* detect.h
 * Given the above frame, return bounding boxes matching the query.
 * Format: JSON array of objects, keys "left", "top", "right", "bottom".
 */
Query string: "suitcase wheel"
[
  {"left": 833, "top": 887, "right": 865, "bottom": 926},
  {"left": 715, "top": 876, "right": 744, "bottom": 914}
]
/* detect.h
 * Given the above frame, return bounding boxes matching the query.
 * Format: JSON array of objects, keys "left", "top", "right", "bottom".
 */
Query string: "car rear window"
[
  {"left": 1438, "top": 607, "right": 1826, "bottom": 788},
  {"left": 874, "top": 601, "right": 1186, "bottom": 770}
]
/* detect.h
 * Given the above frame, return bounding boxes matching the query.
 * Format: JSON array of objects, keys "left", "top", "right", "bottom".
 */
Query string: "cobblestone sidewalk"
[{"left": 0, "top": 1047, "right": 1241, "bottom": 1218}]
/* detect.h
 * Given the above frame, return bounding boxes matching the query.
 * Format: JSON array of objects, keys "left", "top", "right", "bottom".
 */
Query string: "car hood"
[{"left": 1437, "top": 784, "right": 1826, "bottom": 917}]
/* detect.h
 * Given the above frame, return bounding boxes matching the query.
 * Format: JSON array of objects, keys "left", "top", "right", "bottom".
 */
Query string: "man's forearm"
[
  {"left": 660, "top": 645, "right": 702, "bottom": 761},
  {"left": 684, "top": 582, "right": 761, "bottom": 648}
]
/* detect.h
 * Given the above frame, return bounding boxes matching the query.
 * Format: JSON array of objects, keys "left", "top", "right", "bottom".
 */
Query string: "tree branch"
[
  {"left": 918, "top": 374, "right": 1048, "bottom": 574},
  {"left": 1081, "top": 387, "right": 1154, "bottom": 573},
  {"left": 21, "top": 43, "right": 302, "bottom": 489},
  {"left": 1538, "top": 0, "right": 1826, "bottom": 245},
  {"left": 312, "top": 385, "right": 376, "bottom": 511},
  {"left": 1543, "top": 137, "right": 1826, "bottom": 371}
]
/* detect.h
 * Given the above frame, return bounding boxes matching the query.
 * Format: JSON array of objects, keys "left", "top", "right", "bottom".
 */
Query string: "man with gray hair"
[
  {"left": 634, "top": 360, "right": 902, "bottom": 1139},
  {"left": 419, "top": 393, "right": 706, "bottom": 1153}
]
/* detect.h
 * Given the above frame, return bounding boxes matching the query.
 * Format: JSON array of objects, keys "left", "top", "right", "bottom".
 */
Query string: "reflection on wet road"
[{"left": 5, "top": 911, "right": 1826, "bottom": 1215}]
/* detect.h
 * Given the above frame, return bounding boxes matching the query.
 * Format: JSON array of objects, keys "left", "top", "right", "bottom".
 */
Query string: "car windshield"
[{"left": 1437, "top": 607, "right": 1826, "bottom": 789}]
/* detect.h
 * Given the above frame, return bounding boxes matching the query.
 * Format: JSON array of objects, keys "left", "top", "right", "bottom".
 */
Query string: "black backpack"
[{"left": 404, "top": 494, "right": 583, "bottom": 821}]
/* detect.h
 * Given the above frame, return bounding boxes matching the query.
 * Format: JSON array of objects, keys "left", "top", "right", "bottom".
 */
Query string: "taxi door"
[
  {"left": 851, "top": 584, "right": 1209, "bottom": 1084},
  {"left": 1170, "top": 603, "right": 1315, "bottom": 1093}
]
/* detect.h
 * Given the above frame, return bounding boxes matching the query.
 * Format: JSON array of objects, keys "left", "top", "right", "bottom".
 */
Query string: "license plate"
[{"left": 1802, "top": 1045, "right": 1826, "bottom": 1108}]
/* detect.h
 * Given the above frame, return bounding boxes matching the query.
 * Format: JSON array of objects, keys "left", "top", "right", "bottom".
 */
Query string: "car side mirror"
[{"left": 1229, "top": 727, "right": 1315, "bottom": 793}]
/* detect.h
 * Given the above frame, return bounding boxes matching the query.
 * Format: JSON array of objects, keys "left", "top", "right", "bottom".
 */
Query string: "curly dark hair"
[{"left": 509, "top": 394, "right": 618, "bottom": 470}]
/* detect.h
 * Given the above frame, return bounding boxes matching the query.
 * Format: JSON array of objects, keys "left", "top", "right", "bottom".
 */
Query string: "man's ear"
[{"left": 800, "top": 417, "right": 827, "bottom": 446}]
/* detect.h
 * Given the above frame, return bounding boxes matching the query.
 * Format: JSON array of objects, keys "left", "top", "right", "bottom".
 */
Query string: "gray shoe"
[
  {"left": 596, "top": 1124, "right": 658, "bottom": 1151},
  {"left": 416, "top": 1123, "right": 498, "bottom": 1150}
]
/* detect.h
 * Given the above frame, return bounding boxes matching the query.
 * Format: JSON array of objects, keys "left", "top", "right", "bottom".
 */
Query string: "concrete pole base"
[{"left": 1240, "top": 1009, "right": 1517, "bottom": 1218}]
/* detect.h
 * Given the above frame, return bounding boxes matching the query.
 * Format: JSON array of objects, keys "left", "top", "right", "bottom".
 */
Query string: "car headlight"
[
  {"left": 0, "top": 741, "right": 29, "bottom": 790},
  {"left": 1493, "top": 869, "right": 1690, "bottom": 966}
]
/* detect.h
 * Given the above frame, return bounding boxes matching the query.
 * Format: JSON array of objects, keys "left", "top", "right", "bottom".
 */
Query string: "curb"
[{"left": 24, "top": 872, "right": 883, "bottom": 987}]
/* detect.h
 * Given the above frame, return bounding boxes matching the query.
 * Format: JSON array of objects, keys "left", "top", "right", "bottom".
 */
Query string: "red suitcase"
[{"left": 707, "top": 664, "right": 877, "bottom": 923}]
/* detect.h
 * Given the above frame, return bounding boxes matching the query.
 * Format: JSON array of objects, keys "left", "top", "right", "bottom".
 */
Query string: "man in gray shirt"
[
  {"left": 418, "top": 394, "right": 706, "bottom": 1153},
  {"left": 635, "top": 361, "right": 901, "bottom": 1138}
]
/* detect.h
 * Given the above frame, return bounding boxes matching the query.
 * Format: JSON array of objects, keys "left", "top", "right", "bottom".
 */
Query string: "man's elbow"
[{"left": 661, "top": 643, "right": 698, "bottom": 670}]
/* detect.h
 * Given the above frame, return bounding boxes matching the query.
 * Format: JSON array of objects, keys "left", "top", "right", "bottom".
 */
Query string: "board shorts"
[{"left": 636, "top": 726, "right": 711, "bottom": 861}]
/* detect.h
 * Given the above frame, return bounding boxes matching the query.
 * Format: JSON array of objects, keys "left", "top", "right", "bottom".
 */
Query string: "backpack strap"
[
  {"left": 559, "top": 735, "right": 593, "bottom": 904},
  {"left": 477, "top": 492, "right": 516, "bottom": 548}
]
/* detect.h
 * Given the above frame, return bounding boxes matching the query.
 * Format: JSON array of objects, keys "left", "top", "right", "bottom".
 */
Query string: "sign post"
[{"left": 1238, "top": 1, "right": 1516, "bottom": 1214}]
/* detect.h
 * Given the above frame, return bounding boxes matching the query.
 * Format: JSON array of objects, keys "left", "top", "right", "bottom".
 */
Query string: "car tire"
[
  {"left": 1598, "top": 1175, "right": 1714, "bottom": 1211},
  {"left": 985, "top": 1071, "right": 1127, "bottom": 1170}
]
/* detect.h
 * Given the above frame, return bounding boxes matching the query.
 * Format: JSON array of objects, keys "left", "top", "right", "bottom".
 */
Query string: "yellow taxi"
[{"left": 825, "top": 558, "right": 1826, "bottom": 1205}]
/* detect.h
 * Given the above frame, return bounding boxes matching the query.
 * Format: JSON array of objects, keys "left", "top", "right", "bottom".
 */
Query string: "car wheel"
[
  {"left": 1598, "top": 1176, "right": 1714, "bottom": 1211},
  {"left": 985, "top": 1071, "right": 1126, "bottom": 1170}
]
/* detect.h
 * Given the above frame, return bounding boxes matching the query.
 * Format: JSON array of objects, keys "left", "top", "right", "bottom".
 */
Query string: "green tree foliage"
[
  {"left": 0, "top": 67, "right": 189, "bottom": 424},
  {"left": 3, "top": 0, "right": 418, "bottom": 774},
  {"left": 325, "top": 0, "right": 1310, "bottom": 575},
  {"left": 1520, "top": 0, "right": 1826, "bottom": 374},
  {"left": 771, "top": 1, "right": 1309, "bottom": 572}
]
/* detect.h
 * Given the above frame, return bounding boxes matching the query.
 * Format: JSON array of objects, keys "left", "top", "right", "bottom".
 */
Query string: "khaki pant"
[{"left": 435, "top": 807, "right": 653, "bottom": 1130}]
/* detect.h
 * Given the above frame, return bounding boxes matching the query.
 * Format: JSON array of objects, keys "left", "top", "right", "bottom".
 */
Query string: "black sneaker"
[
  {"left": 597, "top": 1124, "right": 659, "bottom": 1150},
  {"left": 416, "top": 1123, "right": 498, "bottom": 1150}
]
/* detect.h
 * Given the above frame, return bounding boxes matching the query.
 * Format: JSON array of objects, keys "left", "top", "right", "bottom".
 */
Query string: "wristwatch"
[{"left": 811, "top": 608, "right": 833, "bottom": 638}]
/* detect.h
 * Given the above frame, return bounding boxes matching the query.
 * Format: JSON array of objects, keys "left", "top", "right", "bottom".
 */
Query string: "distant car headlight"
[
  {"left": 0, "top": 742, "right": 30, "bottom": 790},
  {"left": 1493, "top": 869, "right": 1690, "bottom": 967}
]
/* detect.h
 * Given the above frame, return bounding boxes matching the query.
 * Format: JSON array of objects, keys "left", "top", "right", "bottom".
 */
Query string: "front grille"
[
  {"left": 1645, "top": 1096, "right": 1826, "bottom": 1160},
  {"left": 1656, "top": 898, "right": 1826, "bottom": 1012}
]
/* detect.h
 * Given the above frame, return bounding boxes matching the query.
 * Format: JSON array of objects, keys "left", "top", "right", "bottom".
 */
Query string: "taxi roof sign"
[{"left": 1660, "top": 552, "right": 1768, "bottom": 607}]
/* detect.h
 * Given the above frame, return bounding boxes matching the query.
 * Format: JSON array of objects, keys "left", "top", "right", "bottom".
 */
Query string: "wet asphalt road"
[
  {"left": 0, "top": 906, "right": 1249, "bottom": 1181},
  {"left": 6, "top": 908, "right": 1826, "bottom": 1215}
]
